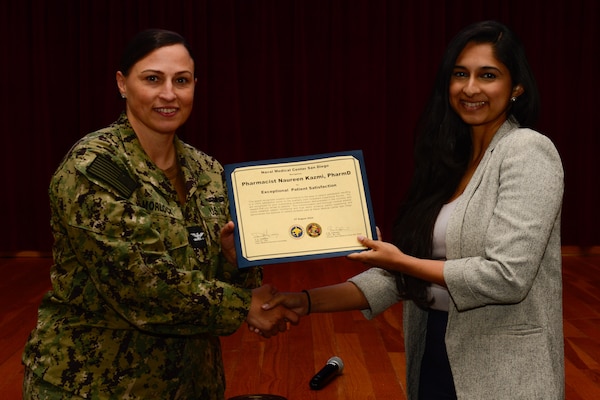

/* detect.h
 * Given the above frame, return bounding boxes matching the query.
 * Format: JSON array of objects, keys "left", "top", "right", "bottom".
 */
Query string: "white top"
[{"left": 428, "top": 196, "right": 460, "bottom": 311}]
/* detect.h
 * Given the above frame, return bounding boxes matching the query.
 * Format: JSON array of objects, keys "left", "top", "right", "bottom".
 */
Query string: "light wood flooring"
[{"left": 1, "top": 250, "right": 599, "bottom": 399}]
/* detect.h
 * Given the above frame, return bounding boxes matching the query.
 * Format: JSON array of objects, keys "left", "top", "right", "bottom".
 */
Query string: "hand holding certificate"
[{"left": 224, "top": 150, "right": 377, "bottom": 268}]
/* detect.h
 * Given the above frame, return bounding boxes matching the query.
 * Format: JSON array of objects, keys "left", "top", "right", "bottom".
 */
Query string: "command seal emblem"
[
  {"left": 306, "top": 222, "right": 322, "bottom": 238},
  {"left": 290, "top": 225, "right": 304, "bottom": 238}
]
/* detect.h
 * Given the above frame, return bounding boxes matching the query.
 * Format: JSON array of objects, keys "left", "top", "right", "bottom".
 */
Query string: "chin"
[{"left": 458, "top": 112, "right": 488, "bottom": 124}]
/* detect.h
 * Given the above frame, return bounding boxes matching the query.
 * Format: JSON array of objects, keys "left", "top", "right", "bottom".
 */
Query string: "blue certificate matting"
[{"left": 224, "top": 150, "right": 377, "bottom": 268}]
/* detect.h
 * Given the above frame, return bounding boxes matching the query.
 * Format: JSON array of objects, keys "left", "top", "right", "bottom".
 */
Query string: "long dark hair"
[
  {"left": 118, "top": 29, "right": 195, "bottom": 76},
  {"left": 392, "top": 20, "right": 540, "bottom": 308}
]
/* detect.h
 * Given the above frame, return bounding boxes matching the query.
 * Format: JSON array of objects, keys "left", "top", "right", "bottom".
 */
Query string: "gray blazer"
[{"left": 350, "top": 119, "right": 565, "bottom": 399}]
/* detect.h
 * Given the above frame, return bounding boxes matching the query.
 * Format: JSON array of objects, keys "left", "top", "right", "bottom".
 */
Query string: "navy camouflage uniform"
[{"left": 22, "top": 113, "right": 261, "bottom": 399}]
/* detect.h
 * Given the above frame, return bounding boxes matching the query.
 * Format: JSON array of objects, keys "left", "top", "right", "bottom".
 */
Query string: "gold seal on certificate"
[{"left": 224, "top": 150, "right": 377, "bottom": 268}]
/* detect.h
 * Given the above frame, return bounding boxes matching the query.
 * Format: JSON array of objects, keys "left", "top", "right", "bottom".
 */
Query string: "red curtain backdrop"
[{"left": 1, "top": 0, "right": 598, "bottom": 253}]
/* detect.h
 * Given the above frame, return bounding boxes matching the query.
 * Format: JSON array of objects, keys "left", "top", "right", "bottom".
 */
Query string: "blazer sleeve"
[
  {"left": 348, "top": 267, "right": 401, "bottom": 319},
  {"left": 444, "top": 130, "right": 564, "bottom": 311}
]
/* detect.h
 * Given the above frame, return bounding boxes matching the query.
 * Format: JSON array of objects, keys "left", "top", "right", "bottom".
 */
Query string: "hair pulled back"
[{"left": 119, "top": 29, "right": 195, "bottom": 76}]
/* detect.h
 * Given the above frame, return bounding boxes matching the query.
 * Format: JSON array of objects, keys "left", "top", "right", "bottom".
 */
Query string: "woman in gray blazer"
[{"left": 261, "top": 21, "right": 564, "bottom": 399}]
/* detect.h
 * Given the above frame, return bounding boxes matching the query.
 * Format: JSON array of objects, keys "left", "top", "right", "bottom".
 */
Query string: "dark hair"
[
  {"left": 119, "top": 29, "right": 195, "bottom": 76},
  {"left": 392, "top": 21, "right": 540, "bottom": 308}
]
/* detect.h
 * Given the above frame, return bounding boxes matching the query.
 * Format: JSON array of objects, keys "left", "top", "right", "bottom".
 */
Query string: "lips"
[
  {"left": 155, "top": 107, "right": 178, "bottom": 115},
  {"left": 461, "top": 100, "right": 486, "bottom": 109}
]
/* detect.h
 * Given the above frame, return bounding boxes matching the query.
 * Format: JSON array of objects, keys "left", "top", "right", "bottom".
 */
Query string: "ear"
[
  {"left": 116, "top": 71, "right": 126, "bottom": 97},
  {"left": 512, "top": 84, "right": 525, "bottom": 99}
]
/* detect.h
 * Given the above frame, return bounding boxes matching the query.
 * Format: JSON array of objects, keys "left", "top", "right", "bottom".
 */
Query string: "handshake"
[
  {"left": 245, "top": 284, "right": 309, "bottom": 338},
  {"left": 224, "top": 226, "right": 400, "bottom": 337},
  {"left": 223, "top": 223, "right": 381, "bottom": 337}
]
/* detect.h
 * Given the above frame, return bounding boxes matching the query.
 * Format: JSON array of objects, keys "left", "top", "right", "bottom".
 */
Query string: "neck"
[
  {"left": 150, "top": 146, "right": 177, "bottom": 170},
  {"left": 129, "top": 117, "right": 177, "bottom": 169},
  {"left": 469, "top": 118, "right": 506, "bottom": 164},
  {"left": 140, "top": 135, "right": 177, "bottom": 170}
]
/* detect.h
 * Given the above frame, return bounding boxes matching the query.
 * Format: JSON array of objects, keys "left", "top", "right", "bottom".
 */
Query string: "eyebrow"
[
  {"left": 453, "top": 65, "right": 502, "bottom": 72},
  {"left": 140, "top": 69, "right": 193, "bottom": 75}
]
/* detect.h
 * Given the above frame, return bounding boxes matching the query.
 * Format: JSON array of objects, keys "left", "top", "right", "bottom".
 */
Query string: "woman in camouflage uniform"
[{"left": 22, "top": 29, "right": 297, "bottom": 399}]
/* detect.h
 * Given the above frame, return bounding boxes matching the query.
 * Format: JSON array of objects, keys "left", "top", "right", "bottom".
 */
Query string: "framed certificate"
[{"left": 224, "top": 150, "right": 377, "bottom": 268}]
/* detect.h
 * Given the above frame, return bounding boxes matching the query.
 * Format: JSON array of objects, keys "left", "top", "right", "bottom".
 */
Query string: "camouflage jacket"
[{"left": 22, "top": 114, "right": 262, "bottom": 399}]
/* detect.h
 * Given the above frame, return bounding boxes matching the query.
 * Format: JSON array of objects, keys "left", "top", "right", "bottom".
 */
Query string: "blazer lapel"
[{"left": 445, "top": 118, "right": 520, "bottom": 259}]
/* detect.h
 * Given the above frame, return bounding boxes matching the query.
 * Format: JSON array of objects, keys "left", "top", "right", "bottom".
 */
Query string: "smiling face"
[
  {"left": 116, "top": 44, "right": 196, "bottom": 139},
  {"left": 449, "top": 41, "right": 523, "bottom": 136}
]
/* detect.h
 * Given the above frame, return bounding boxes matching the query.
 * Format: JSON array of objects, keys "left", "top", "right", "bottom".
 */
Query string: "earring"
[
  {"left": 510, "top": 96, "right": 517, "bottom": 102},
  {"left": 121, "top": 93, "right": 126, "bottom": 99}
]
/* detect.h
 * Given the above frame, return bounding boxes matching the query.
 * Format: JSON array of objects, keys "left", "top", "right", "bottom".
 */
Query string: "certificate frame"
[{"left": 224, "top": 150, "right": 377, "bottom": 268}]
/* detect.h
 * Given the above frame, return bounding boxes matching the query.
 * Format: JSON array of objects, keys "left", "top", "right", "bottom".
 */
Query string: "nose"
[
  {"left": 462, "top": 78, "right": 480, "bottom": 97},
  {"left": 159, "top": 82, "right": 177, "bottom": 101}
]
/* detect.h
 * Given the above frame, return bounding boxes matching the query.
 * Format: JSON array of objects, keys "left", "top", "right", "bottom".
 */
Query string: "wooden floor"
[{"left": 1, "top": 251, "right": 599, "bottom": 399}]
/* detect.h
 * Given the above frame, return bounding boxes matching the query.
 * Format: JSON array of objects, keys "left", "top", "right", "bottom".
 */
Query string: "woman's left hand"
[
  {"left": 348, "top": 235, "right": 446, "bottom": 285},
  {"left": 220, "top": 221, "right": 237, "bottom": 266},
  {"left": 346, "top": 235, "right": 406, "bottom": 270}
]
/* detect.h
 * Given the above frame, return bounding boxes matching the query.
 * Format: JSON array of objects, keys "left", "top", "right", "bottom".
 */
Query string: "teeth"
[
  {"left": 156, "top": 108, "right": 176, "bottom": 113},
  {"left": 464, "top": 101, "right": 485, "bottom": 107}
]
